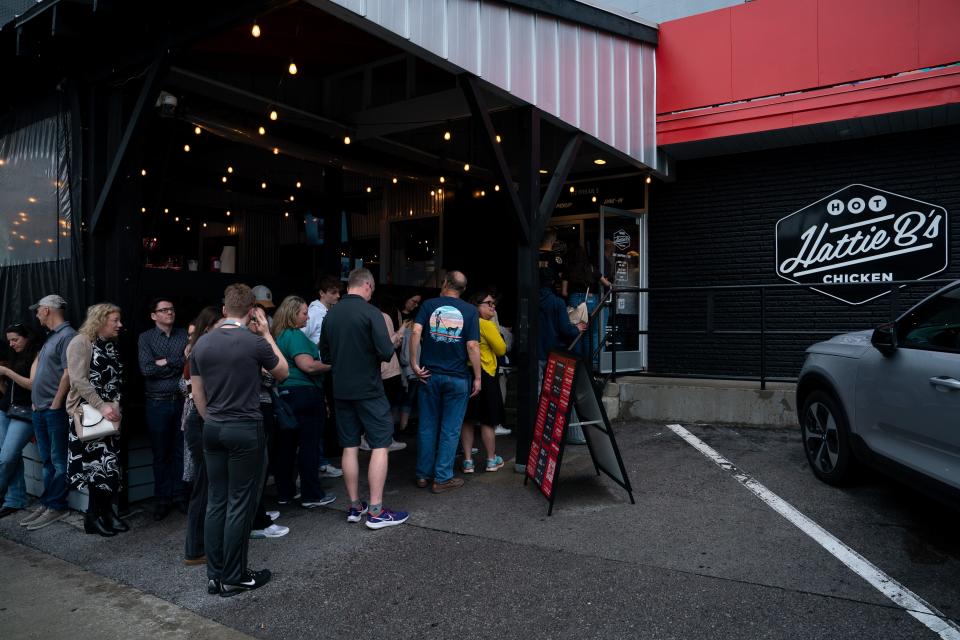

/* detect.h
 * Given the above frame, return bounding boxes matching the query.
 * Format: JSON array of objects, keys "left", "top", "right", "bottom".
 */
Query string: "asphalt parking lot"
[{"left": 2, "top": 420, "right": 958, "bottom": 639}]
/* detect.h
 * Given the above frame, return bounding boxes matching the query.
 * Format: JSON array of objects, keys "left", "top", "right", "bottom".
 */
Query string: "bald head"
[{"left": 441, "top": 271, "right": 467, "bottom": 297}]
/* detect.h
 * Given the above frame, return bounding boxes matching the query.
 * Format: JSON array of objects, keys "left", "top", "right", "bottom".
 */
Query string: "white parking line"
[{"left": 666, "top": 423, "right": 960, "bottom": 640}]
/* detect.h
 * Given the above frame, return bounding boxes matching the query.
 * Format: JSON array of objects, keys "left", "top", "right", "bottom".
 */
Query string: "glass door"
[{"left": 598, "top": 206, "right": 647, "bottom": 373}]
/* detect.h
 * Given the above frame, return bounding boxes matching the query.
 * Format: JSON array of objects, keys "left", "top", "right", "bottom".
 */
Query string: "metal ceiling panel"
[{"left": 312, "top": 0, "right": 659, "bottom": 170}]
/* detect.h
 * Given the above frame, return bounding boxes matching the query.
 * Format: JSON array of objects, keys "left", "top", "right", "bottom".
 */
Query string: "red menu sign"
[{"left": 526, "top": 352, "right": 578, "bottom": 499}]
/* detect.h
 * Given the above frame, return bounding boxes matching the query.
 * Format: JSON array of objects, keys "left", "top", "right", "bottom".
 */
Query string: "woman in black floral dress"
[{"left": 66, "top": 303, "right": 126, "bottom": 536}]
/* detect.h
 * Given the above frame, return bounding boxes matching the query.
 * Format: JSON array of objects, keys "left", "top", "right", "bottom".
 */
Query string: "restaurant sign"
[{"left": 775, "top": 184, "right": 949, "bottom": 305}]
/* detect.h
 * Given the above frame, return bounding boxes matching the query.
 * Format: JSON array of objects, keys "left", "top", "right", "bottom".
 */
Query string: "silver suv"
[{"left": 796, "top": 281, "right": 960, "bottom": 505}]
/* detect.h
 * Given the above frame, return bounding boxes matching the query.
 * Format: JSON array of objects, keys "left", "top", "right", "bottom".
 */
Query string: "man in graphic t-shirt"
[{"left": 409, "top": 271, "right": 481, "bottom": 493}]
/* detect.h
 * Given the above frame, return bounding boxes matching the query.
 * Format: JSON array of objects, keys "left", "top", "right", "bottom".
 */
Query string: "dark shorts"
[
  {"left": 465, "top": 370, "right": 504, "bottom": 426},
  {"left": 335, "top": 395, "right": 394, "bottom": 449}
]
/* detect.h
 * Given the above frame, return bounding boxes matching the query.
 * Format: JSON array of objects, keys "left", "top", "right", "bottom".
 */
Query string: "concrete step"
[{"left": 604, "top": 377, "right": 798, "bottom": 427}]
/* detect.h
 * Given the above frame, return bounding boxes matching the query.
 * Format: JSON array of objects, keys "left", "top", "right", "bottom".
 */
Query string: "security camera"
[{"left": 156, "top": 91, "right": 178, "bottom": 117}]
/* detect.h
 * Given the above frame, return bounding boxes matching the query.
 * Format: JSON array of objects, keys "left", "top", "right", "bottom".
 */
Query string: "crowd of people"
[{"left": 0, "top": 240, "right": 592, "bottom": 596}]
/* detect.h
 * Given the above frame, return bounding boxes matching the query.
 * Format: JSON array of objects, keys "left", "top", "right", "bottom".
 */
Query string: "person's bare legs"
[
  {"left": 399, "top": 410, "right": 410, "bottom": 432},
  {"left": 341, "top": 446, "right": 360, "bottom": 503},
  {"left": 368, "top": 448, "right": 388, "bottom": 506},
  {"left": 460, "top": 423, "right": 475, "bottom": 467},
  {"left": 480, "top": 424, "right": 496, "bottom": 461}
]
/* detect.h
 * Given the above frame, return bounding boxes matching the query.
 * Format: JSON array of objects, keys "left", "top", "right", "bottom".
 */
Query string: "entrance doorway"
[{"left": 552, "top": 206, "right": 648, "bottom": 373}]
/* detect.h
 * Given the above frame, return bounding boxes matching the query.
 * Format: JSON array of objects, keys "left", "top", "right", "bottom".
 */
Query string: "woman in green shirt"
[{"left": 271, "top": 296, "right": 336, "bottom": 508}]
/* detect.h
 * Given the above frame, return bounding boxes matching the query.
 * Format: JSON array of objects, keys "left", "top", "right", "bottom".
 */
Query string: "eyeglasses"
[
  {"left": 154, "top": 307, "right": 175, "bottom": 314},
  {"left": 481, "top": 300, "right": 496, "bottom": 308}
]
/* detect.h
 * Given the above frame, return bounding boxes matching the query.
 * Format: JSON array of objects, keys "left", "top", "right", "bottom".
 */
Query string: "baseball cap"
[
  {"left": 252, "top": 285, "right": 275, "bottom": 309},
  {"left": 29, "top": 294, "right": 67, "bottom": 311}
]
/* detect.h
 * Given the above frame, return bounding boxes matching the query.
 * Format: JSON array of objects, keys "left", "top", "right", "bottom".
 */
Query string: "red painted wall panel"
[
  {"left": 656, "top": 9, "right": 732, "bottom": 114},
  {"left": 730, "top": 0, "right": 818, "bottom": 101},
  {"left": 919, "top": 0, "right": 960, "bottom": 68},
  {"left": 658, "top": 0, "right": 960, "bottom": 115},
  {"left": 817, "top": 0, "right": 918, "bottom": 86}
]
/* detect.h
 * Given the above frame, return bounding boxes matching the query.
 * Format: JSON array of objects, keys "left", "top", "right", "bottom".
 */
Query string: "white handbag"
[{"left": 77, "top": 404, "right": 120, "bottom": 442}]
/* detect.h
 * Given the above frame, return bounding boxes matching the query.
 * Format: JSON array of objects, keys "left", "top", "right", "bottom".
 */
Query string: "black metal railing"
[{"left": 571, "top": 278, "right": 957, "bottom": 390}]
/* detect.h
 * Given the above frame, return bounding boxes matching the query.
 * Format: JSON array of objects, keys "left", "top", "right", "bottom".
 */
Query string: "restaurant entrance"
[{"left": 551, "top": 204, "right": 648, "bottom": 373}]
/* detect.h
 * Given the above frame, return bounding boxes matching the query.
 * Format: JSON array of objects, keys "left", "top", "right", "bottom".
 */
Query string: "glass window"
[{"left": 899, "top": 286, "right": 960, "bottom": 353}]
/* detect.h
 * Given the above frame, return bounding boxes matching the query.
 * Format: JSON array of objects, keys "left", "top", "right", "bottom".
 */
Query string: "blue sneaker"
[
  {"left": 365, "top": 507, "right": 409, "bottom": 530},
  {"left": 347, "top": 502, "right": 368, "bottom": 523}
]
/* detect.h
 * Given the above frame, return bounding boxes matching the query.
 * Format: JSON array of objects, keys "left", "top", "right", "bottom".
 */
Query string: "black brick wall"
[{"left": 647, "top": 125, "right": 960, "bottom": 379}]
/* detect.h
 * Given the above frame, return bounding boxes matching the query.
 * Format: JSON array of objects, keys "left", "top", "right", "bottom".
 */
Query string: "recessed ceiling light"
[{"left": 593, "top": 158, "right": 606, "bottom": 165}]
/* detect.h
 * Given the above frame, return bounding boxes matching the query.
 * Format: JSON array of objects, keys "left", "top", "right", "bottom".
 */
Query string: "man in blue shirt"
[
  {"left": 409, "top": 271, "right": 481, "bottom": 493},
  {"left": 138, "top": 297, "right": 190, "bottom": 520}
]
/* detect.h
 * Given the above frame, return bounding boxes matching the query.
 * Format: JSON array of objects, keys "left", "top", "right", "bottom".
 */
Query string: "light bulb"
[
  {"left": 463, "top": 163, "right": 470, "bottom": 171},
  {"left": 258, "top": 126, "right": 266, "bottom": 135},
  {"left": 226, "top": 210, "right": 231, "bottom": 217},
  {"left": 569, "top": 186, "right": 575, "bottom": 193},
  {"left": 164, "top": 208, "right": 169, "bottom": 213},
  {"left": 222, "top": 176, "right": 227, "bottom": 183},
  {"left": 494, "top": 185, "right": 500, "bottom": 192},
  {"left": 227, "top": 166, "right": 234, "bottom": 174},
  {"left": 443, "top": 131, "right": 451, "bottom": 141},
  {"left": 591, "top": 196, "right": 597, "bottom": 203},
  {"left": 141, "top": 169, "right": 147, "bottom": 176},
  {"left": 251, "top": 23, "right": 261, "bottom": 38},
  {"left": 269, "top": 110, "right": 278, "bottom": 121},
  {"left": 296, "top": 181, "right": 301, "bottom": 188},
  {"left": 284, "top": 212, "right": 289, "bottom": 218},
  {"left": 140, "top": 207, "right": 146, "bottom": 213},
  {"left": 175, "top": 216, "right": 179, "bottom": 222},
  {"left": 646, "top": 176, "right": 652, "bottom": 184},
  {"left": 430, "top": 190, "right": 435, "bottom": 196},
  {"left": 203, "top": 223, "right": 208, "bottom": 228},
  {"left": 495, "top": 134, "right": 502, "bottom": 143},
  {"left": 186, "top": 226, "right": 191, "bottom": 231},
  {"left": 194, "top": 127, "right": 201, "bottom": 135},
  {"left": 183, "top": 144, "right": 190, "bottom": 152},
  {"left": 273, "top": 147, "right": 279, "bottom": 155},
  {"left": 366, "top": 186, "right": 372, "bottom": 193},
  {"left": 439, "top": 176, "right": 445, "bottom": 183},
  {"left": 392, "top": 177, "right": 398, "bottom": 184},
  {"left": 593, "top": 158, "right": 606, "bottom": 165},
  {"left": 288, "top": 62, "right": 298, "bottom": 75},
  {"left": 343, "top": 135, "right": 351, "bottom": 145},
  {"left": 261, "top": 182, "right": 267, "bottom": 189}
]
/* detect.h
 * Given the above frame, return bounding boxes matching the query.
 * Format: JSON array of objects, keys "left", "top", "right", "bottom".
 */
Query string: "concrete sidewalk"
[{"left": 0, "top": 537, "right": 254, "bottom": 640}]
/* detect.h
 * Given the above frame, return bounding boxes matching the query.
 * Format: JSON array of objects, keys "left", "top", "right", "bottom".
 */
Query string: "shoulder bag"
[
  {"left": 74, "top": 403, "right": 120, "bottom": 442},
  {"left": 567, "top": 287, "right": 590, "bottom": 325},
  {"left": 268, "top": 387, "right": 300, "bottom": 430},
  {"left": 7, "top": 403, "right": 32, "bottom": 422}
]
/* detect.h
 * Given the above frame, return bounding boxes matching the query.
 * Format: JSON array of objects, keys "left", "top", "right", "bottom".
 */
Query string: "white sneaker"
[
  {"left": 250, "top": 524, "right": 289, "bottom": 539},
  {"left": 266, "top": 510, "right": 280, "bottom": 522},
  {"left": 319, "top": 464, "right": 343, "bottom": 478},
  {"left": 495, "top": 425, "right": 512, "bottom": 436},
  {"left": 358, "top": 436, "right": 371, "bottom": 451},
  {"left": 388, "top": 439, "right": 407, "bottom": 452}
]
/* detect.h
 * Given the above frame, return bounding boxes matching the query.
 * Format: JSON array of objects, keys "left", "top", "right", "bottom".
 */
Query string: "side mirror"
[{"left": 871, "top": 322, "right": 897, "bottom": 357}]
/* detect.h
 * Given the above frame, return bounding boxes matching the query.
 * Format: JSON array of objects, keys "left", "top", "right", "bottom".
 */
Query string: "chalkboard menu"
[{"left": 525, "top": 349, "right": 634, "bottom": 515}]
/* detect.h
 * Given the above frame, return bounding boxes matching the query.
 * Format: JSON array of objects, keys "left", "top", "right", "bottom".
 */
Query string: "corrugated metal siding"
[{"left": 318, "top": 0, "right": 659, "bottom": 170}]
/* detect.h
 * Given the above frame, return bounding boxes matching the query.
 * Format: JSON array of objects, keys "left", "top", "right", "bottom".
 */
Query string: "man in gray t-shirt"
[
  {"left": 19, "top": 295, "right": 77, "bottom": 531},
  {"left": 190, "top": 284, "right": 287, "bottom": 597}
]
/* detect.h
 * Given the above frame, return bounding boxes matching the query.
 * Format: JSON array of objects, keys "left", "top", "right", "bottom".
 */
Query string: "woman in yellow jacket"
[{"left": 460, "top": 291, "right": 507, "bottom": 473}]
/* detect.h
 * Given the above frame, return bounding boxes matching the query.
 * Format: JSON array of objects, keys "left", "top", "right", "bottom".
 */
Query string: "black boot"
[
  {"left": 104, "top": 505, "right": 129, "bottom": 533},
  {"left": 84, "top": 511, "right": 116, "bottom": 537}
]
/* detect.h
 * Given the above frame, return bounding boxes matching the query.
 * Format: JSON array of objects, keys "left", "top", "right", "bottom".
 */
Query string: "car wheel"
[{"left": 801, "top": 390, "right": 855, "bottom": 485}]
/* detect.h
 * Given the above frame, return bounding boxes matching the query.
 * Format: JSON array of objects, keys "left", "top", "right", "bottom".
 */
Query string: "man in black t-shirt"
[
  {"left": 191, "top": 284, "right": 288, "bottom": 597},
  {"left": 538, "top": 227, "right": 566, "bottom": 297}
]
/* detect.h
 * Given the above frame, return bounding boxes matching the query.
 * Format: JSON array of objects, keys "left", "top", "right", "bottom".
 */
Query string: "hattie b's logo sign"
[{"left": 775, "top": 184, "right": 948, "bottom": 305}]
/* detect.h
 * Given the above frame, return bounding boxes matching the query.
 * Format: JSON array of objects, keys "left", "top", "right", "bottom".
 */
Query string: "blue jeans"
[
  {"left": 32, "top": 408, "right": 69, "bottom": 510},
  {"left": 0, "top": 413, "right": 34, "bottom": 508},
  {"left": 145, "top": 397, "right": 188, "bottom": 504},
  {"left": 416, "top": 374, "right": 470, "bottom": 484}
]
